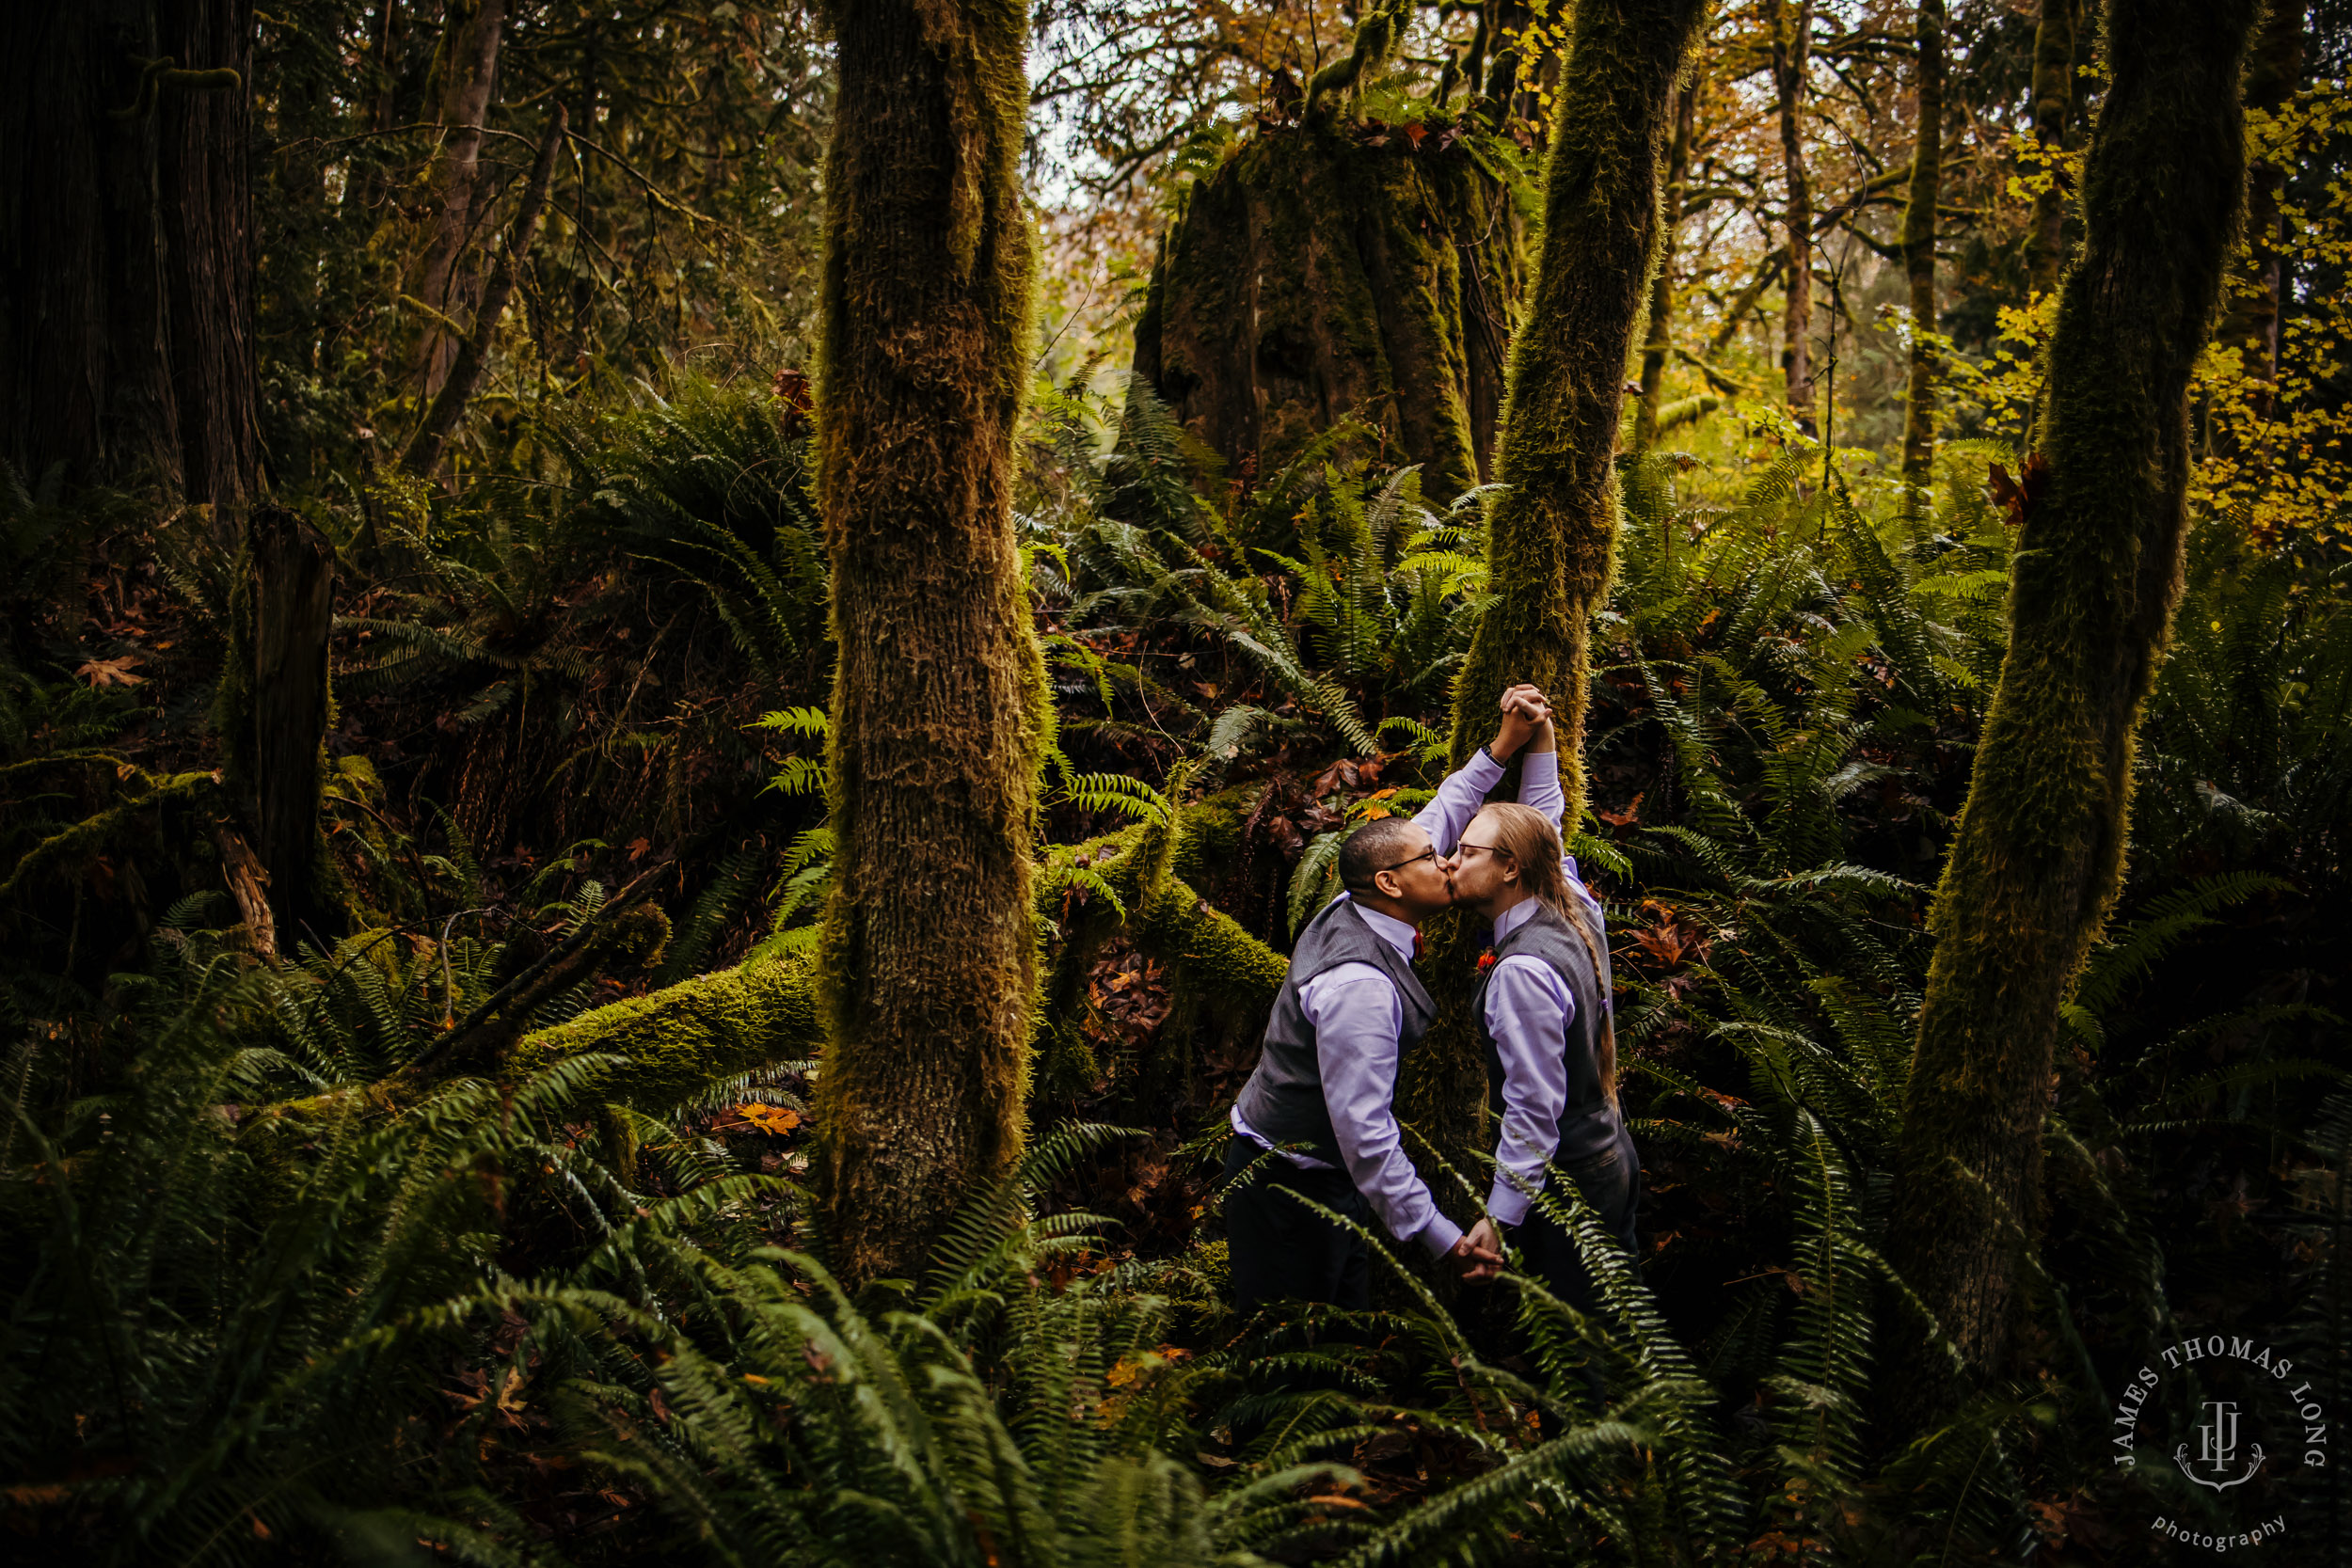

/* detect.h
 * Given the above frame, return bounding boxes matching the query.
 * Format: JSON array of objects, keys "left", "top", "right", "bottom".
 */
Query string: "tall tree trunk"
[
  {"left": 403, "top": 105, "right": 565, "bottom": 477},
  {"left": 1899, "top": 0, "right": 1945, "bottom": 484},
  {"left": 2223, "top": 0, "right": 2304, "bottom": 420},
  {"left": 1772, "top": 0, "right": 1817, "bottom": 429},
  {"left": 2026, "top": 0, "right": 2079, "bottom": 300},
  {"left": 160, "top": 0, "right": 258, "bottom": 510},
  {"left": 1886, "top": 0, "right": 2256, "bottom": 1416},
  {"left": 1399, "top": 0, "right": 1709, "bottom": 1180},
  {"left": 811, "top": 0, "right": 1046, "bottom": 1286},
  {"left": 0, "top": 0, "right": 255, "bottom": 508},
  {"left": 405, "top": 0, "right": 505, "bottom": 401},
  {"left": 1634, "top": 82, "right": 1697, "bottom": 451},
  {"left": 213, "top": 503, "right": 336, "bottom": 946}
]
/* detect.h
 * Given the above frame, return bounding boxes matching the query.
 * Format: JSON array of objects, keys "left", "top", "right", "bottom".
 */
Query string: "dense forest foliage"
[{"left": 2, "top": 1, "right": 2348, "bottom": 1563}]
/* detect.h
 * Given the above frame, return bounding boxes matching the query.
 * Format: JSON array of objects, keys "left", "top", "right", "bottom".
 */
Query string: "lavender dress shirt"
[
  {"left": 1481, "top": 751, "right": 1615, "bottom": 1225},
  {"left": 1228, "top": 747, "right": 1510, "bottom": 1257}
]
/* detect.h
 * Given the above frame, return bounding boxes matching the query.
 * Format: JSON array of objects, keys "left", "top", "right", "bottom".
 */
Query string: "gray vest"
[
  {"left": 1233, "top": 897, "right": 1435, "bottom": 1165},
  {"left": 1473, "top": 902, "right": 1619, "bottom": 1166}
]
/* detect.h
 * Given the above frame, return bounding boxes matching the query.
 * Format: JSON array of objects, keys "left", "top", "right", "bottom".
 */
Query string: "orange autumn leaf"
[{"left": 737, "top": 1102, "right": 802, "bottom": 1134}]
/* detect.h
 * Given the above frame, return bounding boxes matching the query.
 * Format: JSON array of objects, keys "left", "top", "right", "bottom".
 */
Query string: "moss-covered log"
[
  {"left": 1135, "top": 112, "right": 1526, "bottom": 500},
  {"left": 476, "top": 800, "right": 1285, "bottom": 1113},
  {"left": 504, "top": 940, "right": 821, "bottom": 1107},
  {"left": 1402, "top": 0, "right": 1708, "bottom": 1172},
  {"left": 1886, "top": 0, "right": 2257, "bottom": 1416},
  {"left": 1899, "top": 0, "right": 1945, "bottom": 484},
  {"left": 809, "top": 0, "right": 1047, "bottom": 1286}
]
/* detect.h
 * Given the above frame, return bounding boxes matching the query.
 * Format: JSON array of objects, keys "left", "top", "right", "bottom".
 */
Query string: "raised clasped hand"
[{"left": 1492, "top": 683, "right": 1550, "bottom": 759}]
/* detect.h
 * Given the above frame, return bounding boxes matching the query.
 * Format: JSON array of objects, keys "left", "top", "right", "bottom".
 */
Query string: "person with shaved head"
[{"left": 1223, "top": 684, "right": 1550, "bottom": 1311}]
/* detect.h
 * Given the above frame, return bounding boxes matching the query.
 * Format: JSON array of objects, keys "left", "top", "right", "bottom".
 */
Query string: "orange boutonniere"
[{"left": 1476, "top": 949, "right": 1498, "bottom": 974}]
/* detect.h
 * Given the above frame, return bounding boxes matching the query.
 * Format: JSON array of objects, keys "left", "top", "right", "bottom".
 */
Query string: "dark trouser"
[
  {"left": 1512, "top": 1120, "right": 1642, "bottom": 1314},
  {"left": 1222, "top": 1136, "right": 1371, "bottom": 1312}
]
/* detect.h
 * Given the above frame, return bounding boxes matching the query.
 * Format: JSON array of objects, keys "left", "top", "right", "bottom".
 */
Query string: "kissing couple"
[{"left": 1223, "top": 683, "right": 1639, "bottom": 1316}]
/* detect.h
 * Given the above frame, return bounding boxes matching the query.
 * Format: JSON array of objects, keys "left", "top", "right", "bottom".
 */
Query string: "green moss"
[
  {"left": 1146, "top": 114, "right": 1527, "bottom": 500},
  {"left": 507, "top": 945, "right": 822, "bottom": 1108},
  {"left": 0, "top": 771, "right": 221, "bottom": 903},
  {"left": 1401, "top": 0, "right": 1707, "bottom": 1172},
  {"left": 1888, "top": 0, "right": 2257, "bottom": 1410}
]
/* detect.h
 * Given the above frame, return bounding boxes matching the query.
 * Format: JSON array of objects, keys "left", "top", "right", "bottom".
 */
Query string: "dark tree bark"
[
  {"left": 404, "top": 0, "right": 506, "bottom": 401},
  {"left": 1772, "top": 0, "right": 1817, "bottom": 429},
  {"left": 1887, "top": 0, "right": 2257, "bottom": 1416},
  {"left": 1899, "top": 0, "right": 1946, "bottom": 483},
  {"left": 161, "top": 0, "right": 258, "bottom": 509},
  {"left": 1399, "top": 0, "right": 1710, "bottom": 1175},
  {"left": 1634, "top": 83, "right": 1697, "bottom": 451},
  {"left": 0, "top": 0, "right": 256, "bottom": 508},
  {"left": 810, "top": 0, "right": 1047, "bottom": 1286},
  {"left": 225, "top": 504, "right": 335, "bottom": 945},
  {"left": 1135, "top": 124, "right": 1524, "bottom": 500},
  {"left": 2027, "top": 0, "right": 2080, "bottom": 300}
]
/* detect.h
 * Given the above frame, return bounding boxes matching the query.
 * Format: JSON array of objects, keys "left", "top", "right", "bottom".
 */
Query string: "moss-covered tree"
[
  {"left": 1886, "top": 0, "right": 2258, "bottom": 1412},
  {"left": 807, "top": 0, "right": 1048, "bottom": 1286},
  {"left": 1134, "top": 4, "right": 1527, "bottom": 500},
  {"left": 2026, "top": 0, "right": 2081, "bottom": 300},
  {"left": 1399, "top": 0, "right": 1709, "bottom": 1170},
  {"left": 1899, "top": 0, "right": 1945, "bottom": 483}
]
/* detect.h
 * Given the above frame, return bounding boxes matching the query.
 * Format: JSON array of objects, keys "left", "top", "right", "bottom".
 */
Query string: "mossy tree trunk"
[
  {"left": 1899, "top": 0, "right": 1945, "bottom": 484},
  {"left": 1886, "top": 0, "right": 2257, "bottom": 1415},
  {"left": 1633, "top": 82, "right": 1696, "bottom": 451},
  {"left": 809, "top": 0, "right": 1046, "bottom": 1287},
  {"left": 1399, "top": 0, "right": 1708, "bottom": 1175},
  {"left": 2026, "top": 0, "right": 2080, "bottom": 300},
  {"left": 1136, "top": 120, "right": 1525, "bottom": 501},
  {"left": 1772, "top": 0, "right": 1818, "bottom": 431}
]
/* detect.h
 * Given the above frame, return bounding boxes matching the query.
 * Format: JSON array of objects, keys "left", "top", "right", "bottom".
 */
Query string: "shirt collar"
[
  {"left": 1347, "top": 899, "right": 1420, "bottom": 961},
  {"left": 1489, "top": 896, "right": 1542, "bottom": 943}
]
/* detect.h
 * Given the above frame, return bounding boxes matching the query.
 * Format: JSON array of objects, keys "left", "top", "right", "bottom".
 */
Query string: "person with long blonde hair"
[
  {"left": 1441, "top": 701, "right": 1638, "bottom": 1313},
  {"left": 1219, "top": 685, "right": 1558, "bottom": 1310}
]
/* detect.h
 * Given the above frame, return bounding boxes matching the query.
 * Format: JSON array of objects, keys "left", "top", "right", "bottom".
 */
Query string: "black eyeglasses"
[{"left": 1377, "top": 847, "right": 1438, "bottom": 874}]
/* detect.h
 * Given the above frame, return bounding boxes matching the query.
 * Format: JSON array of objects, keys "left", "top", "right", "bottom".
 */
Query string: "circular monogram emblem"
[{"left": 2112, "top": 1331, "right": 2328, "bottom": 1554}]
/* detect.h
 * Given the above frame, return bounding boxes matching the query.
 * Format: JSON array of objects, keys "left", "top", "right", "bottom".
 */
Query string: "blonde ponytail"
[{"left": 1471, "top": 802, "right": 1617, "bottom": 1106}]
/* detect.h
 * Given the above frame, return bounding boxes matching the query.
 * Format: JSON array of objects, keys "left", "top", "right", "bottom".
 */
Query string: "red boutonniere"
[{"left": 1476, "top": 949, "right": 1498, "bottom": 974}]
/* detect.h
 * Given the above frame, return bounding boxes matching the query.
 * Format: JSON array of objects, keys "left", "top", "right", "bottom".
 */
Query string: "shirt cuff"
[
  {"left": 1519, "top": 750, "right": 1559, "bottom": 784},
  {"left": 1415, "top": 1212, "right": 1465, "bottom": 1258},
  {"left": 1486, "top": 1178, "right": 1537, "bottom": 1229},
  {"left": 1462, "top": 748, "right": 1505, "bottom": 789}
]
